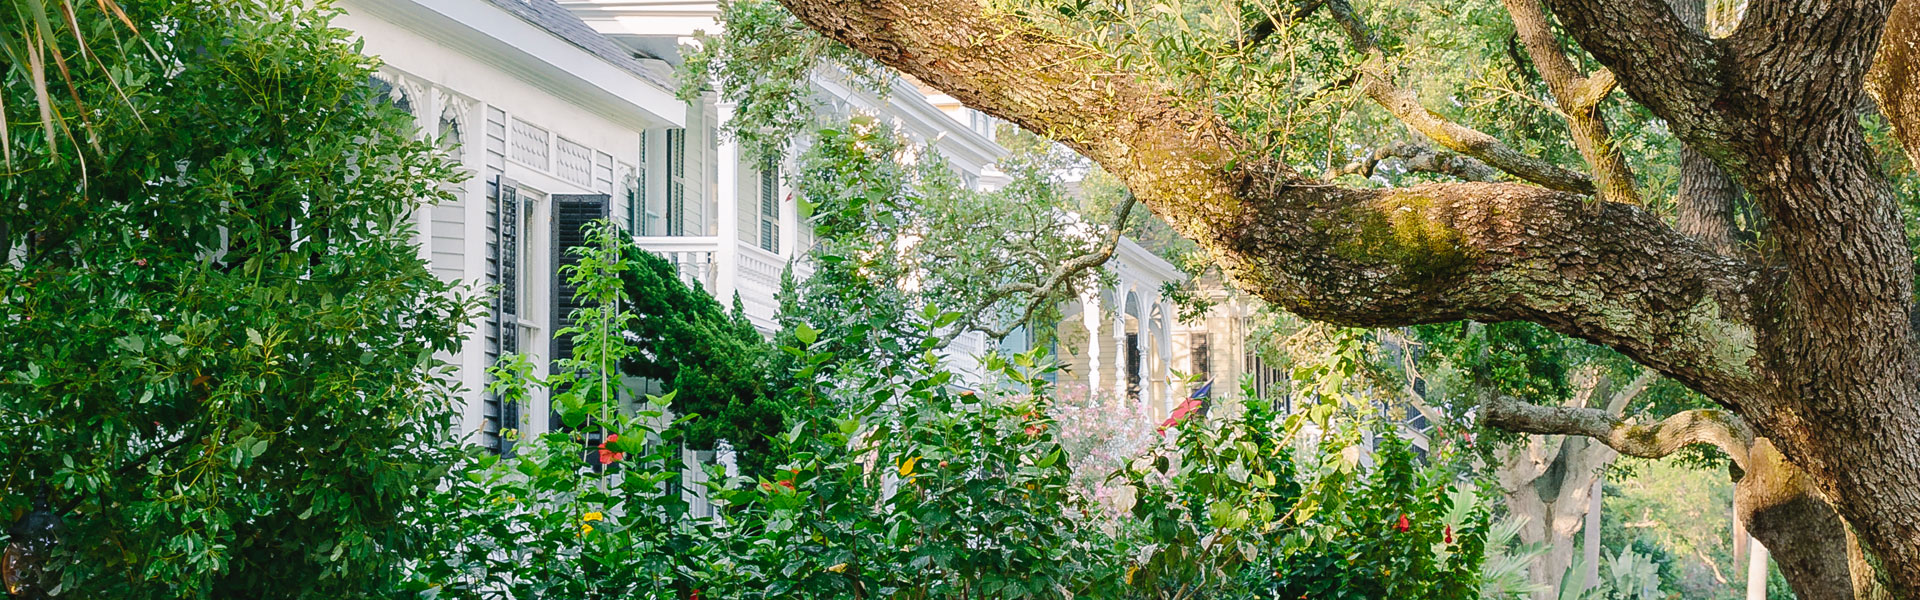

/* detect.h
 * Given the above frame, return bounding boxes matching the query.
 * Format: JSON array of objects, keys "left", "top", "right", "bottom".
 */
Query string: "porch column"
[
  {"left": 1081, "top": 292, "right": 1102, "bottom": 397},
  {"left": 714, "top": 99, "right": 741, "bottom": 300},
  {"left": 1113, "top": 284, "right": 1128, "bottom": 407},
  {"left": 1157, "top": 297, "right": 1174, "bottom": 413}
]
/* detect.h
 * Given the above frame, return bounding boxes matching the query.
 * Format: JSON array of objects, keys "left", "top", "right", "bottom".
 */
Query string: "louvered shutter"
[
  {"left": 667, "top": 128, "right": 686, "bottom": 236},
  {"left": 490, "top": 176, "right": 523, "bottom": 454},
  {"left": 759, "top": 158, "right": 780, "bottom": 253},
  {"left": 631, "top": 130, "right": 648, "bottom": 234},
  {"left": 549, "top": 193, "right": 612, "bottom": 431}
]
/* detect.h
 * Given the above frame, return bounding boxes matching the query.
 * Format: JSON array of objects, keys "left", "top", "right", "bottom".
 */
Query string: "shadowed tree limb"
[
  {"left": 1325, "top": 142, "right": 1503, "bottom": 183},
  {"left": 1483, "top": 389, "right": 1753, "bottom": 469},
  {"left": 777, "top": 0, "right": 1765, "bottom": 413}
]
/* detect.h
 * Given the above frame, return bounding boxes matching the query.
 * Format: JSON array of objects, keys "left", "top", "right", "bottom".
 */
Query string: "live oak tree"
[{"left": 764, "top": 0, "right": 1920, "bottom": 598}]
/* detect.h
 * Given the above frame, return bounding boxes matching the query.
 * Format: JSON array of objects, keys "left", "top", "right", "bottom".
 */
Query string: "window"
[
  {"left": 758, "top": 157, "right": 780, "bottom": 253},
  {"left": 667, "top": 128, "right": 687, "bottom": 236},
  {"left": 1190, "top": 333, "right": 1211, "bottom": 383}
]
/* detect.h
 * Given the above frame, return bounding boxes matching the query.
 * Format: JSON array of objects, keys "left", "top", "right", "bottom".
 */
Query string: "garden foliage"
[
  {"left": 0, "top": 1, "right": 473, "bottom": 597},
  {"left": 618, "top": 246, "right": 782, "bottom": 475}
]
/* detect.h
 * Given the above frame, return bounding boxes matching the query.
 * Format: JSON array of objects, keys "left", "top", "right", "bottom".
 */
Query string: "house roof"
[{"left": 480, "top": 0, "right": 676, "bottom": 91}]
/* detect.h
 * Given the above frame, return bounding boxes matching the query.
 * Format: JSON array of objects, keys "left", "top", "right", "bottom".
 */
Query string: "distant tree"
[{"left": 0, "top": 1, "right": 472, "bottom": 597}]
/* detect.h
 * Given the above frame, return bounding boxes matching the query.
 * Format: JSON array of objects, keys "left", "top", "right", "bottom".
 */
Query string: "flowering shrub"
[
  {"left": 1116, "top": 396, "right": 1488, "bottom": 599},
  {"left": 1051, "top": 383, "right": 1160, "bottom": 516}
]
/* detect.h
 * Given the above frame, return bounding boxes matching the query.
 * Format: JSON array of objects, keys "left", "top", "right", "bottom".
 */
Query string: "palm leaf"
[{"left": 2, "top": 0, "right": 145, "bottom": 168}]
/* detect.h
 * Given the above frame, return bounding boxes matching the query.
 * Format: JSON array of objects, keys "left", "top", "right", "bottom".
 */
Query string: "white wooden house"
[{"left": 338, "top": 0, "right": 684, "bottom": 453}]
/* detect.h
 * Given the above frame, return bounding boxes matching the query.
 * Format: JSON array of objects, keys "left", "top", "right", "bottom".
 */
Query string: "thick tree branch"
[
  {"left": 1869, "top": 0, "right": 1920, "bottom": 166},
  {"left": 1483, "top": 391, "right": 1754, "bottom": 469},
  {"left": 777, "top": 0, "right": 1767, "bottom": 403},
  {"left": 1540, "top": 0, "right": 1733, "bottom": 148}
]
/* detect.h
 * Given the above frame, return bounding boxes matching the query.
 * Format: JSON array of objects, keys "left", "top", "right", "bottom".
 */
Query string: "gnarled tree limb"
[
  {"left": 776, "top": 0, "right": 1765, "bottom": 406},
  {"left": 1326, "top": 141, "right": 1502, "bottom": 183},
  {"left": 1500, "top": 0, "right": 1641, "bottom": 203},
  {"left": 1482, "top": 390, "right": 1754, "bottom": 468}
]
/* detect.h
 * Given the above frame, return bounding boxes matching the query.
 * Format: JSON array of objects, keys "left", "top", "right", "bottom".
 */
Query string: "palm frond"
[{"left": 2, "top": 0, "right": 145, "bottom": 168}]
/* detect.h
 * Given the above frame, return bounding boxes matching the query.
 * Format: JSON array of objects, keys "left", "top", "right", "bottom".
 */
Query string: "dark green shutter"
[{"left": 549, "top": 193, "right": 612, "bottom": 431}]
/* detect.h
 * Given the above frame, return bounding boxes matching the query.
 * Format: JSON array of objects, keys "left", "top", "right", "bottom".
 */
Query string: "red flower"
[
  {"left": 1394, "top": 514, "right": 1410, "bottom": 533},
  {"left": 1444, "top": 525, "right": 1454, "bottom": 544},
  {"left": 596, "top": 434, "right": 625, "bottom": 465},
  {"left": 133, "top": 258, "right": 147, "bottom": 267},
  {"left": 778, "top": 479, "right": 794, "bottom": 490}
]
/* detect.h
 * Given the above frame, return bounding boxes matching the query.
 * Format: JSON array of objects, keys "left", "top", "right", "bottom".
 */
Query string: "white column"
[
  {"left": 1112, "top": 285, "right": 1128, "bottom": 407},
  {"left": 714, "top": 100, "right": 741, "bottom": 301},
  {"left": 1082, "top": 292, "right": 1102, "bottom": 397},
  {"left": 778, "top": 155, "right": 799, "bottom": 260},
  {"left": 1157, "top": 298, "right": 1174, "bottom": 412},
  {"left": 1747, "top": 538, "right": 1769, "bottom": 600}
]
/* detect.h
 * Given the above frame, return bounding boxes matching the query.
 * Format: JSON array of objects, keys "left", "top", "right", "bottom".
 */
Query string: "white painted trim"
[{"left": 343, "top": 0, "right": 685, "bottom": 129}]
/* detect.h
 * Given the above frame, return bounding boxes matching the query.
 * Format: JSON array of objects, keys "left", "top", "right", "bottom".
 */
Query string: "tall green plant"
[
  {"left": 697, "top": 308, "right": 1128, "bottom": 599},
  {"left": 409, "top": 221, "right": 693, "bottom": 599},
  {"left": 0, "top": 1, "right": 473, "bottom": 597}
]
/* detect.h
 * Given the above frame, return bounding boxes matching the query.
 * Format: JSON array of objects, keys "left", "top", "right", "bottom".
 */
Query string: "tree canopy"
[{"left": 743, "top": 0, "right": 1920, "bottom": 596}]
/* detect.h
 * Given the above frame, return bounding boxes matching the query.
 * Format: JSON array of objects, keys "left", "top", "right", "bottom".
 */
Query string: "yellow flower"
[
  {"left": 580, "top": 523, "right": 594, "bottom": 535},
  {"left": 827, "top": 563, "right": 849, "bottom": 573},
  {"left": 582, "top": 511, "right": 604, "bottom": 523}
]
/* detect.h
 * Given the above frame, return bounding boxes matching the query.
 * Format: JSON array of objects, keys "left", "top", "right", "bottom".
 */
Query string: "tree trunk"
[
  {"left": 1499, "top": 438, "right": 1613, "bottom": 599},
  {"left": 1735, "top": 439, "right": 1854, "bottom": 600}
]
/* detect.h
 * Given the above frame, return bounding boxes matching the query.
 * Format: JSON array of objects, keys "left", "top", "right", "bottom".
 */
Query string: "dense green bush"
[
  {"left": 693, "top": 318, "right": 1129, "bottom": 599},
  {"left": 619, "top": 246, "right": 782, "bottom": 475},
  {"left": 0, "top": 1, "right": 472, "bottom": 597}
]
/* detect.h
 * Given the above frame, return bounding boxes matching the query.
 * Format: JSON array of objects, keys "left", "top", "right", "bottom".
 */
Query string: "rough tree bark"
[
  {"left": 772, "top": 0, "right": 1920, "bottom": 594},
  {"left": 1869, "top": 0, "right": 1920, "bottom": 166},
  {"left": 1500, "top": 0, "right": 1642, "bottom": 204}
]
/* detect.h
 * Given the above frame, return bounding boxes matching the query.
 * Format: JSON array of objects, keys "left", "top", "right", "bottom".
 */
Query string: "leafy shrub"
[
  {"left": 408, "top": 222, "right": 693, "bottom": 599},
  {"left": 1116, "top": 395, "right": 1488, "bottom": 599},
  {"left": 693, "top": 313, "right": 1129, "bottom": 599},
  {"left": 0, "top": 1, "right": 472, "bottom": 597}
]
